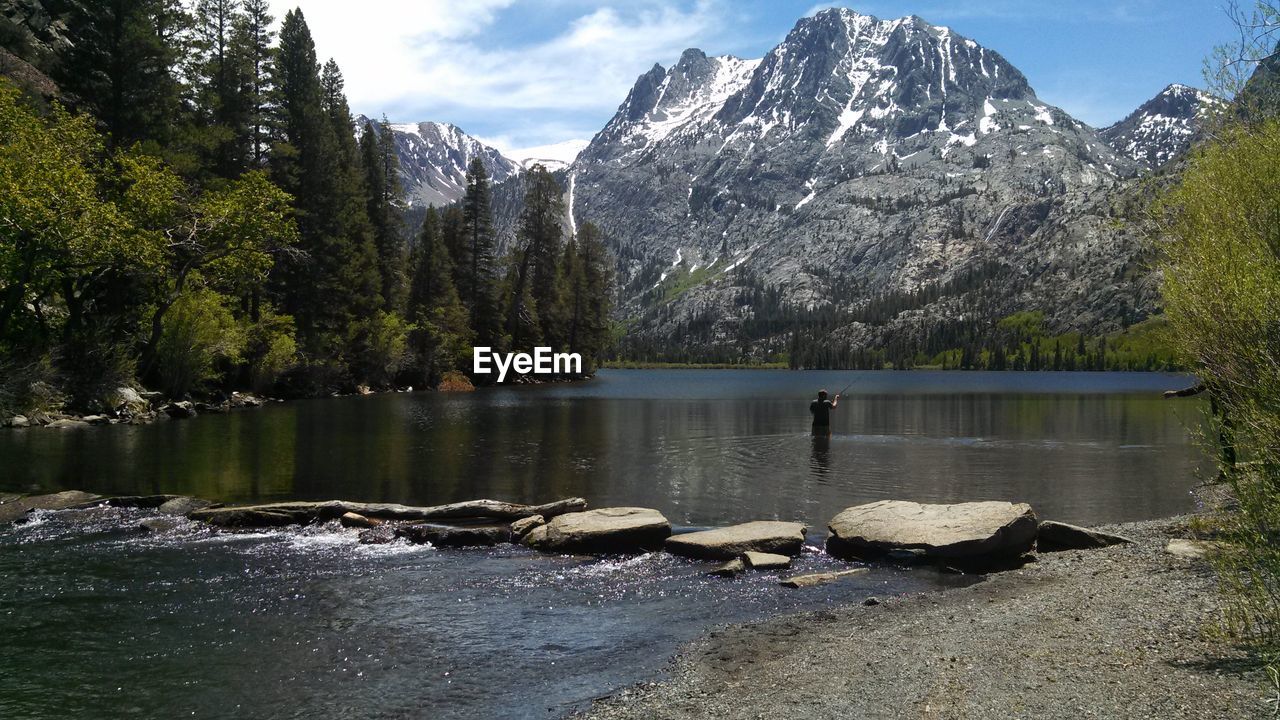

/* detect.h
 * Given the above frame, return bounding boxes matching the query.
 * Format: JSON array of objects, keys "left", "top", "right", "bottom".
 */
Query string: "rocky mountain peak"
[
  {"left": 357, "top": 115, "right": 520, "bottom": 207},
  {"left": 1100, "top": 83, "right": 1224, "bottom": 169}
]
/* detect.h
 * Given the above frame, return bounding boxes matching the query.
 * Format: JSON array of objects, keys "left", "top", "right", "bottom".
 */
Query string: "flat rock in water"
[
  {"left": 742, "top": 551, "right": 792, "bottom": 570},
  {"left": 188, "top": 508, "right": 298, "bottom": 528},
  {"left": 522, "top": 507, "right": 671, "bottom": 554},
  {"left": 138, "top": 517, "right": 185, "bottom": 533},
  {"left": 510, "top": 514, "right": 545, "bottom": 538},
  {"left": 358, "top": 526, "right": 397, "bottom": 545},
  {"left": 827, "top": 500, "right": 1038, "bottom": 565},
  {"left": 664, "top": 521, "right": 807, "bottom": 560},
  {"left": 0, "top": 490, "right": 103, "bottom": 524},
  {"left": 1037, "top": 520, "right": 1133, "bottom": 552},
  {"left": 780, "top": 568, "right": 870, "bottom": 588},
  {"left": 107, "top": 495, "right": 183, "bottom": 509},
  {"left": 158, "top": 496, "right": 219, "bottom": 516},
  {"left": 708, "top": 558, "right": 745, "bottom": 577},
  {"left": 396, "top": 523, "right": 511, "bottom": 547}
]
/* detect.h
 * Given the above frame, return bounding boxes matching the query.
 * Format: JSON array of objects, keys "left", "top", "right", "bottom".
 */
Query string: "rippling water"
[{"left": 0, "top": 370, "right": 1210, "bottom": 718}]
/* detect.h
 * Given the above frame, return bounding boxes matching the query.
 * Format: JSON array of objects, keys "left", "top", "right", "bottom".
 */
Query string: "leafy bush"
[
  {"left": 155, "top": 288, "right": 244, "bottom": 398},
  {"left": 244, "top": 310, "right": 299, "bottom": 395},
  {"left": 1158, "top": 118, "right": 1280, "bottom": 662}
]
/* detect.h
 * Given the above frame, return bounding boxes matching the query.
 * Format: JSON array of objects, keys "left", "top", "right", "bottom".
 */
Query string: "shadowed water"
[{"left": 0, "top": 371, "right": 1210, "bottom": 718}]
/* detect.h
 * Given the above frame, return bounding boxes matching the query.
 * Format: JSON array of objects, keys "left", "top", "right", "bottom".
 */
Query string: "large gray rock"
[
  {"left": 664, "top": 521, "right": 807, "bottom": 560},
  {"left": 510, "top": 514, "right": 545, "bottom": 539},
  {"left": 188, "top": 508, "right": 297, "bottom": 528},
  {"left": 0, "top": 490, "right": 103, "bottom": 523},
  {"left": 158, "top": 496, "right": 219, "bottom": 516},
  {"left": 1037, "top": 520, "right": 1133, "bottom": 552},
  {"left": 163, "top": 401, "right": 196, "bottom": 419},
  {"left": 522, "top": 507, "right": 671, "bottom": 554},
  {"left": 742, "top": 551, "right": 792, "bottom": 570},
  {"left": 827, "top": 500, "right": 1038, "bottom": 564}
]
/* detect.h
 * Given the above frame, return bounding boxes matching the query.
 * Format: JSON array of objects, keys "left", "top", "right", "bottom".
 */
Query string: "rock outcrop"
[
  {"left": 396, "top": 523, "right": 512, "bottom": 547},
  {"left": 521, "top": 507, "right": 671, "bottom": 554},
  {"left": 0, "top": 490, "right": 102, "bottom": 523}
]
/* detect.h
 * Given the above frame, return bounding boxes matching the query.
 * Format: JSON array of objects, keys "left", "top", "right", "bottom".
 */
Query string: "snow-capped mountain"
[
  {"left": 1100, "top": 84, "right": 1224, "bottom": 169},
  {"left": 356, "top": 116, "right": 521, "bottom": 207},
  {"left": 505, "top": 139, "right": 590, "bottom": 172},
  {"left": 552, "top": 8, "right": 1154, "bottom": 352}
]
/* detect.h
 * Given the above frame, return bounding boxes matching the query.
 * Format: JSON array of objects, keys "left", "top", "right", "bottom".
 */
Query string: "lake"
[{"left": 0, "top": 371, "right": 1210, "bottom": 718}]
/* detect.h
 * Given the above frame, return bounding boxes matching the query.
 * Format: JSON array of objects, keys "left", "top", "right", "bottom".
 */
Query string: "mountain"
[
  {"left": 553, "top": 8, "right": 1155, "bottom": 358},
  {"left": 356, "top": 116, "right": 520, "bottom": 207},
  {"left": 505, "top": 138, "right": 590, "bottom": 172},
  {"left": 1100, "top": 84, "right": 1225, "bottom": 169}
]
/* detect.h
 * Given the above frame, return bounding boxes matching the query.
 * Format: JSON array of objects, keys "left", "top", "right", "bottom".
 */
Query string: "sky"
[{"left": 269, "top": 0, "right": 1240, "bottom": 158}]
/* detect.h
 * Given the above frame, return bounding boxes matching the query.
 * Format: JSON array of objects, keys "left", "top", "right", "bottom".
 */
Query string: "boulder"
[
  {"left": 163, "top": 401, "right": 197, "bottom": 419},
  {"left": 395, "top": 523, "right": 511, "bottom": 547},
  {"left": 107, "top": 495, "right": 183, "bottom": 509},
  {"left": 522, "top": 507, "right": 671, "bottom": 554},
  {"left": 708, "top": 558, "right": 745, "bottom": 577},
  {"left": 780, "top": 568, "right": 870, "bottom": 588},
  {"left": 81, "top": 414, "right": 111, "bottom": 425},
  {"left": 8, "top": 415, "right": 29, "bottom": 428},
  {"left": 110, "top": 386, "right": 150, "bottom": 415},
  {"left": 742, "top": 551, "right": 792, "bottom": 570},
  {"left": 664, "top": 521, "right": 808, "bottom": 560},
  {"left": 0, "top": 490, "right": 103, "bottom": 524},
  {"left": 510, "top": 514, "right": 545, "bottom": 538},
  {"left": 827, "top": 500, "right": 1038, "bottom": 566},
  {"left": 158, "top": 496, "right": 219, "bottom": 515},
  {"left": 45, "top": 418, "right": 85, "bottom": 429},
  {"left": 1037, "top": 520, "right": 1133, "bottom": 552},
  {"left": 339, "top": 512, "right": 380, "bottom": 529}
]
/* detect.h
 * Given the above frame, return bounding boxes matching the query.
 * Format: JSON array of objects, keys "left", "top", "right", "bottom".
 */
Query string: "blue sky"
[{"left": 275, "top": 1, "right": 1238, "bottom": 156}]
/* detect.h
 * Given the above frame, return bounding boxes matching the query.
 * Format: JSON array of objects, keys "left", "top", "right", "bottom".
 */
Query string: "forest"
[{"left": 0, "top": 1, "right": 614, "bottom": 418}]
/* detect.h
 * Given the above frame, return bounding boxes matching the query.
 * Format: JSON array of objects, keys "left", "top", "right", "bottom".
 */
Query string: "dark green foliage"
[
  {"left": 360, "top": 117, "right": 406, "bottom": 311},
  {"left": 459, "top": 157, "right": 501, "bottom": 346},
  {"left": 406, "top": 207, "right": 471, "bottom": 386}
]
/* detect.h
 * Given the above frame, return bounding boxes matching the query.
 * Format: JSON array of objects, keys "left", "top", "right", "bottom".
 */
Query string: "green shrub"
[
  {"left": 1158, "top": 118, "right": 1280, "bottom": 664},
  {"left": 156, "top": 288, "right": 244, "bottom": 398},
  {"left": 244, "top": 310, "right": 298, "bottom": 395}
]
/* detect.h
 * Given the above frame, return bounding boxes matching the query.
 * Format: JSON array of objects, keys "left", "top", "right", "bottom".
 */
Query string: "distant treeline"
[{"left": 0, "top": 2, "right": 612, "bottom": 416}]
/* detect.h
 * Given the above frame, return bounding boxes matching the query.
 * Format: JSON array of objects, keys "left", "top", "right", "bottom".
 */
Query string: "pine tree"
[
  {"left": 57, "top": 0, "right": 189, "bottom": 152},
  {"left": 230, "top": 0, "right": 274, "bottom": 167},
  {"left": 509, "top": 165, "right": 567, "bottom": 349},
  {"left": 191, "top": 0, "right": 249, "bottom": 178},
  {"left": 360, "top": 118, "right": 406, "bottom": 311},
  {"left": 569, "top": 222, "right": 614, "bottom": 367},
  {"left": 459, "top": 157, "right": 500, "bottom": 345},
  {"left": 406, "top": 208, "right": 471, "bottom": 385}
]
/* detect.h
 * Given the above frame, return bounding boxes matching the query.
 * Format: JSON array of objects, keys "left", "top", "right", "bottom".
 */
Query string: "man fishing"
[{"left": 810, "top": 389, "right": 840, "bottom": 436}]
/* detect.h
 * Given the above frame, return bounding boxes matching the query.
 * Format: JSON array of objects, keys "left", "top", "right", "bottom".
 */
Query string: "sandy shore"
[{"left": 580, "top": 516, "right": 1268, "bottom": 719}]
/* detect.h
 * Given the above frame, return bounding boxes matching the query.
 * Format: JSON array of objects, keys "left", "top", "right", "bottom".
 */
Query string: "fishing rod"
[{"left": 836, "top": 376, "right": 861, "bottom": 396}]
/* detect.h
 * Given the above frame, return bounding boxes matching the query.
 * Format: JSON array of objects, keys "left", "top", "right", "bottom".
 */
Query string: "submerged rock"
[
  {"left": 108, "top": 495, "right": 182, "bottom": 509},
  {"left": 522, "top": 507, "right": 671, "bottom": 554},
  {"left": 708, "top": 558, "right": 746, "bottom": 577},
  {"left": 358, "top": 526, "right": 397, "bottom": 545},
  {"left": 163, "top": 401, "right": 197, "bottom": 419},
  {"left": 188, "top": 508, "right": 297, "bottom": 528},
  {"left": 827, "top": 500, "right": 1038, "bottom": 568},
  {"left": 664, "top": 521, "right": 807, "bottom": 560},
  {"left": 780, "top": 568, "right": 869, "bottom": 588},
  {"left": 0, "top": 490, "right": 103, "bottom": 524},
  {"left": 1037, "top": 520, "right": 1133, "bottom": 552},
  {"left": 741, "top": 551, "right": 792, "bottom": 570},
  {"left": 396, "top": 523, "right": 511, "bottom": 547},
  {"left": 45, "top": 418, "right": 85, "bottom": 429},
  {"left": 138, "top": 517, "right": 184, "bottom": 533}
]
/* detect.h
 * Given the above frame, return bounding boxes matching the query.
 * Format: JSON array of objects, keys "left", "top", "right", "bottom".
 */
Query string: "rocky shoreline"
[{"left": 579, "top": 515, "right": 1267, "bottom": 719}]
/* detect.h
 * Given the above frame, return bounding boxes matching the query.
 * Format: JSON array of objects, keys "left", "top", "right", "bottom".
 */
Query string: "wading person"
[{"left": 810, "top": 389, "right": 839, "bottom": 436}]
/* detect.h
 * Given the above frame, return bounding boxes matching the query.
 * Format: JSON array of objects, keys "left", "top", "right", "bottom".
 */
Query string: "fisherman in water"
[{"left": 810, "top": 389, "right": 839, "bottom": 436}]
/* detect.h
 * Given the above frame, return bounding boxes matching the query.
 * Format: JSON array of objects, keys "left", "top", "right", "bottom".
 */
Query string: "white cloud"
[{"left": 271, "top": 0, "right": 739, "bottom": 145}]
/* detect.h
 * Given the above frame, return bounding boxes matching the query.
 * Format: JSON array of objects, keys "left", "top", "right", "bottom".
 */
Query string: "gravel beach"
[{"left": 581, "top": 516, "right": 1269, "bottom": 719}]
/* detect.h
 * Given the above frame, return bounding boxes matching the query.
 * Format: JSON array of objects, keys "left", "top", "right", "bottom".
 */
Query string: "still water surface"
[{"left": 0, "top": 371, "right": 1209, "bottom": 718}]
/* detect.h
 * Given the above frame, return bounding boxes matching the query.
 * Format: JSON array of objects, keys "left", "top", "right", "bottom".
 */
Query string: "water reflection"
[{"left": 0, "top": 370, "right": 1209, "bottom": 526}]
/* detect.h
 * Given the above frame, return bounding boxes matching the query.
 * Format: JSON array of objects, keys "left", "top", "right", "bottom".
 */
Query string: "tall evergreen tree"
[
  {"left": 406, "top": 208, "right": 470, "bottom": 385},
  {"left": 509, "top": 165, "right": 566, "bottom": 349},
  {"left": 190, "top": 0, "right": 249, "bottom": 178},
  {"left": 459, "top": 157, "right": 500, "bottom": 345},
  {"left": 566, "top": 222, "right": 614, "bottom": 367},
  {"left": 229, "top": 0, "right": 274, "bottom": 166},
  {"left": 360, "top": 118, "right": 406, "bottom": 311},
  {"left": 57, "top": 0, "right": 189, "bottom": 152}
]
